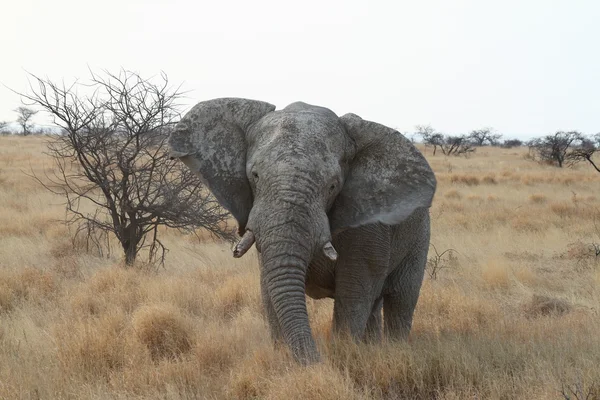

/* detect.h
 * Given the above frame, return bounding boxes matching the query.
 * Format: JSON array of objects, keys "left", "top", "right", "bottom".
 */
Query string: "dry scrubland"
[{"left": 1, "top": 136, "right": 600, "bottom": 399}]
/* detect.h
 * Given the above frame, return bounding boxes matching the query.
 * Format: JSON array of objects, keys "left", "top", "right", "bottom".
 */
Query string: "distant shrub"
[
  {"left": 0, "top": 121, "right": 10, "bottom": 135},
  {"left": 466, "top": 194, "right": 483, "bottom": 202},
  {"left": 524, "top": 294, "right": 571, "bottom": 317},
  {"left": 501, "top": 139, "right": 523, "bottom": 148},
  {"left": 482, "top": 174, "right": 497, "bottom": 184},
  {"left": 529, "top": 194, "right": 547, "bottom": 204},
  {"left": 450, "top": 175, "right": 480, "bottom": 186},
  {"left": 444, "top": 189, "right": 462, "bottom": 199},
  {"left": 550, "top": 202, "right": 574, "bottom": 218}
]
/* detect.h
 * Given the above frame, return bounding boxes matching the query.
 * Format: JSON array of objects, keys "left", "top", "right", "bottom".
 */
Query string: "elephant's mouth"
[{"left": 231, "top": 228, "right": 338, "bottom": 261}]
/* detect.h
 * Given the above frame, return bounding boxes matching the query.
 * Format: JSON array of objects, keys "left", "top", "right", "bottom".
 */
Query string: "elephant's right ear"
[{"left": 168, "top": 98, "right": 276, "bottom": 233}]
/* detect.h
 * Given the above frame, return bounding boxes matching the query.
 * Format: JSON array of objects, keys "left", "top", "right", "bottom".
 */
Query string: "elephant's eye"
[
  {"left": 329, "top": 183, "right": 336, "bottom": 192},
  {"left": 252, "top": 171, "right": 259, "bottom": 181}
]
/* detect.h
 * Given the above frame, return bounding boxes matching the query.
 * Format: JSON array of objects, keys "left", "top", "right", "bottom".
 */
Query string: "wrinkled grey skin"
[{"left": 169, "top": 98, "right": 437, "bottom": 365}]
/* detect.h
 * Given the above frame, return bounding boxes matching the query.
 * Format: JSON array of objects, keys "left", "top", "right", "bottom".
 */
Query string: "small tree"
[
  {"left": 19, "top": 69, "right": 233, "bottom": 265},
  {"left": 415, "top": 125, "right": 444, "bottom": 155},
  {"left": 440, "top": 135, "right": 475, "bottom": 156},
  {"left": 416, "top": 125, "right": 475, "bottom": 156},
  {"left": 468, "top": 128, "right": 502, "bottom": 146},
  {"left": 14, "top": 106, "right": 38, "bottom": 136},
  {"left": 528, "top": 131, "right": 584, "bottom": 167},
  {"left": 570, "top": 133, "right": 600, "bottom": 173}
]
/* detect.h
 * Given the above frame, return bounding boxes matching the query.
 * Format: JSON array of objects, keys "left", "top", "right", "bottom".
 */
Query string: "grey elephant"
[{"left": 168, "top": 98, "right": 436, "bottom": 365}]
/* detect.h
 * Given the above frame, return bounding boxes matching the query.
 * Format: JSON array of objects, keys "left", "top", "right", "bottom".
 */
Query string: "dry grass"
[{"left": 2, "top": 137, "right": 600, "bottom": 399}]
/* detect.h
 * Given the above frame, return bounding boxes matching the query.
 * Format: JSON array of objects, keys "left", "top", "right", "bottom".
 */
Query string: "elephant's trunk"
[
  {"left": 262, "top": 247, "right": 320, "bottom": 364},
  {"left": 250, "top": 196, "right": 324, "bottom": 364},
  {"left": 261, "top": 227, "right": 319, "bottom": 364}
]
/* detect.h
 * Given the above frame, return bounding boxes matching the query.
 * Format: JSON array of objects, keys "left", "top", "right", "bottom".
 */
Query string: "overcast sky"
[{"left": 1, "top": 0, "right": 598, "bottom": 139}]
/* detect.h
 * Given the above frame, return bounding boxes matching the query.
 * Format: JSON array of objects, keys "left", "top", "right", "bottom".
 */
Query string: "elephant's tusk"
[
  {"left": 233, "top": 230, "right": 255, "bottom": 258},
  {"left": 323, "top": 242, "right": 338, "bottom": 261}
]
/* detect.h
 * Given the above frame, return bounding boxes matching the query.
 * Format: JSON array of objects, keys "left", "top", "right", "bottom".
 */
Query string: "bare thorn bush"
[
  {"left": 426, "top": 244, "right": 458, "bottom": 280},
  {"left": 17, "top": 69, "right": 234, "bottom": 266},
  {"left": 560, "top": 380, "right": 600, "bottom": 400}
]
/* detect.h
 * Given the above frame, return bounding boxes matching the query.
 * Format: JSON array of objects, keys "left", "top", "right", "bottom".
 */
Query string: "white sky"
[{"left": 1, "top": 0, "right": 598, "bottom": 139}]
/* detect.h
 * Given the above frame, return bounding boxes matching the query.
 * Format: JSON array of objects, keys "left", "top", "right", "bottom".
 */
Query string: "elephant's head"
[{"left": 168, "top": 98, "right": 436, "bottom": 364}]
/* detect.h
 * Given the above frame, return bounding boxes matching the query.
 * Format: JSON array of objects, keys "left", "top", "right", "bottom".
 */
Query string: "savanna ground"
[{"left": 1, "top": 135, "right": 600, "bottom": 399}]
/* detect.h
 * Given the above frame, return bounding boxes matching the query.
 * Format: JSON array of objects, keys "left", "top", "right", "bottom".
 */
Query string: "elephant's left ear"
[{"left": 330, "top": 113, "right": 437, "bottom": 234}]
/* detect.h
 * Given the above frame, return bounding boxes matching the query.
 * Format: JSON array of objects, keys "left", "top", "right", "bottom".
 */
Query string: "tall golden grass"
[{"left": 1, "top": 136, "right": 600, "bottom": 399}]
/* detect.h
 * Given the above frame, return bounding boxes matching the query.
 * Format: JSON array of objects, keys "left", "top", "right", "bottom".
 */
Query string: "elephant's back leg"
[
  {"left": 382, "top": 252, "right": 427, "bottom": 339},
  {"left": 331, "top": 225, "right": 391, "bottom": 340},
  {"left": 382, "top": 210, "right": 430, "bottom": 339}
]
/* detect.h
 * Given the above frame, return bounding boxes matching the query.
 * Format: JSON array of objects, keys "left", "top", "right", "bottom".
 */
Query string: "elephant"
[{"left": 168, "top": 98, "right": 437, "bottom": 365}]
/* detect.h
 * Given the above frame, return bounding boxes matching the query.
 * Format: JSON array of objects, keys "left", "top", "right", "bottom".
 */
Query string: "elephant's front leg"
[{"left": 365, "top": 297, "right": 383, "bottom": 343}]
